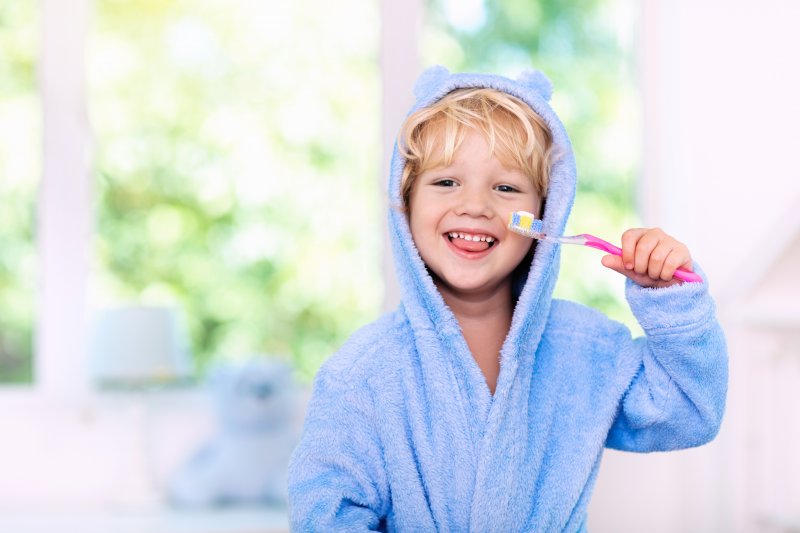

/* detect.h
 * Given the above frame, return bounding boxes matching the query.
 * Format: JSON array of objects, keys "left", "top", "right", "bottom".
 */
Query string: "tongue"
[{"left": 451, "top": 237, "right": 490, "bottom": 252}]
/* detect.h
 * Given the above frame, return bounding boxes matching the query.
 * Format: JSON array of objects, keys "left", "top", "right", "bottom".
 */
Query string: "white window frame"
[
  {"left": 0, "top": 0, "right": 91, "bottom": 403},
  {"left": 36, "top": 0, "right": 93, "bottom": 399}
]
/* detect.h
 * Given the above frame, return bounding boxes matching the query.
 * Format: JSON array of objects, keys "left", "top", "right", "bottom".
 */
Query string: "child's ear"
[
  {"left": 516, "top": 70, "right": 553, "bottom": 102},
  {"left": 414, "top": 65, "right": 450, "bottom": 101}
]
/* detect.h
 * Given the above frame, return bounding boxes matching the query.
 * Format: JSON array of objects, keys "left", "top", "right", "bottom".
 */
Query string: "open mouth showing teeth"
[{"left": 447, "top": 232, "right": 497, "bottom": 247}]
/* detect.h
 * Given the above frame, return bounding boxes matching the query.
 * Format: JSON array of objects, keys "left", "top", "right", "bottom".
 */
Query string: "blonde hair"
[{"left": 398, "top": 88, "right": 554, "bottom": 209}]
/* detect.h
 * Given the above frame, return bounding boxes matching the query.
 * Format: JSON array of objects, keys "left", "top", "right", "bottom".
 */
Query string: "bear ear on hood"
[
  {"left": 516, "top": 70, "right": 553, "bottom": 102},
  {"left": 413, "top": 65, "right": 451, "bottom": 101}
]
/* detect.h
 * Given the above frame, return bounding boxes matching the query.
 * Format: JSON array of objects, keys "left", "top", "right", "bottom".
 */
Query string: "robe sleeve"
[
  {"left": 288, "top": 366, "right": 389, "bottom": 531},
  {"left": 605, "top": 267, "right": 729, "bottom": 452}
]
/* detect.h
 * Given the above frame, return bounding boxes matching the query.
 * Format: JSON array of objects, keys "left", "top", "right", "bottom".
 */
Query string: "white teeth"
[{"left": 448, "top": 232, "right": 495, "bottom": 243}]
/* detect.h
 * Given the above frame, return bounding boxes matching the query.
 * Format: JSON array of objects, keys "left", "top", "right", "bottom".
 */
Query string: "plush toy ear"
[
  {"left": 413, "top": 65, "right": 450, "bottom": 101},
  {"left": 517, "top": 69, "right": 553, "bottom": 102}
]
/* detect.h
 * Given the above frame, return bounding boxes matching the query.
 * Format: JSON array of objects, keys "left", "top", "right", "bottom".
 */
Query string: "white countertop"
[{"left": 0, "top": 505, "right": 290, "bottom": 533}]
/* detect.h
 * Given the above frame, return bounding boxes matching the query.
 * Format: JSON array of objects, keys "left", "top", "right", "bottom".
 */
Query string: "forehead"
[{"left": 420, "top": 122, "right": 525, "bottom": 173}]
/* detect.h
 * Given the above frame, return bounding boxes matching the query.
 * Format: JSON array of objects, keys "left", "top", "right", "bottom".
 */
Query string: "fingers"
[
  {"left": 620, "top": 228, "right": 646, "bottom": 270},
  {"left": 616, "top": 228, "right": 693, "bottom": 286},
  {"left": 633, "top": 230, "right": 660, "bottom": 276},
  {"left": 648, "top": 241, "right": 673, "bottom": 280},
  {"left": 602, "top": 253, "right": 673, "bottom": 288},
  {"left": 661, "top": 252, "right": 694, "bottom": 281}
]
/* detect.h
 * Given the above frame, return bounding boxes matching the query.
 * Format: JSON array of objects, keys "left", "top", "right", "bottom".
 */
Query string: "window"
[
  {"left": 0, "top": 0, "right": 391, "bottom": 507},
  {"left": 88, "top": 0, "right": 383, "bottom": 380}
]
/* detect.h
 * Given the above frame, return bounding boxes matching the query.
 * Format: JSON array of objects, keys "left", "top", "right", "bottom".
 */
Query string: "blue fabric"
[{"left": 287, "top": 66, "right": 728, "bottom": 532}]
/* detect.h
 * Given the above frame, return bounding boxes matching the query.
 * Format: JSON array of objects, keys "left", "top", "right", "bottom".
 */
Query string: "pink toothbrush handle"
[{"left": 579, "top": 234, "right": 703, "bottom": 283}]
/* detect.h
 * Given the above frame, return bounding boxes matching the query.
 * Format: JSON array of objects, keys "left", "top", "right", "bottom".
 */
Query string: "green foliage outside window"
[
  {"left": 0, "top": 1, "right": 38, "bottom": 384},
  {"left": 424, "top": 0, "right": 641, "bottom": 332},
  {"left": 90, "top": 0, "right": 382, "bottom": 380}
]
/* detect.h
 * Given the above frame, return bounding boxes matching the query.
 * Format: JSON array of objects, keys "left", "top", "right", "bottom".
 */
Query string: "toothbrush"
[{"left": 508, "top": 211, "right": 703, "bottom": 283}]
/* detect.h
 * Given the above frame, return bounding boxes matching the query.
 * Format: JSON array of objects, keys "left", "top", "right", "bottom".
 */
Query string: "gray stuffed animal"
[{"left": 168, "top": 357, "right": 299, "bottom": 506}]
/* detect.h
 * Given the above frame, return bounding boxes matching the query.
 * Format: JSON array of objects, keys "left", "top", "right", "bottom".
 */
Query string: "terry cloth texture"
[{"left": 287, "top": 66, "right": 728, "bottom": 532}]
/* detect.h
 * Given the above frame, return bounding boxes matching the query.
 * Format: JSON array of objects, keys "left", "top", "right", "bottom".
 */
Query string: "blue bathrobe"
[{"left": 287, "top": 66, "right": 728, "bottom": 532}]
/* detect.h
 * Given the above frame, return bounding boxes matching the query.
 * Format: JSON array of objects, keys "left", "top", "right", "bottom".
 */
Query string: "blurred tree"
[
  {"left": 90, "top": 0, "right": 382, "bottom": 379},
  {"left": 0, "top": 0, "right": 38, "bottom": 384},
  {"left": 423, "top": 0, "right": 641, "bottom": 330}
]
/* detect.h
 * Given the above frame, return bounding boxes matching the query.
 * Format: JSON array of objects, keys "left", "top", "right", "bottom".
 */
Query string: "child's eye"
[
  {"left": 495, "top": 184, "right": 518, "bottom": 193},
  {"left": 433, "top": 179, "right": 457, "bottom": 187}
]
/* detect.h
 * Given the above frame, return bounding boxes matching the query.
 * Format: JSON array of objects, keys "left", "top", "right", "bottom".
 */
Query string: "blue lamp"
[{"left": 89, "top": 305, "right": 193, "bottom": 388}]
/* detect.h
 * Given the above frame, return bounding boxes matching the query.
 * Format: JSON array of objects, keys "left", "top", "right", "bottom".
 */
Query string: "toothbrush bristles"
[{"left": 508, "top": 211, "right": 545, "bottom": 238}]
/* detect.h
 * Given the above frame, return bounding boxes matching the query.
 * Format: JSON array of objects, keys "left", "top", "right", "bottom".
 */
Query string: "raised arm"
[{"left": 606, "top": 270, "right": 728, "bottom": 452}]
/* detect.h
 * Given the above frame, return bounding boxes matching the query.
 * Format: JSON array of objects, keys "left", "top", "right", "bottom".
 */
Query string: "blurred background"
[{"left": 0, "top": 0, "right": 798, "bottom": 531}]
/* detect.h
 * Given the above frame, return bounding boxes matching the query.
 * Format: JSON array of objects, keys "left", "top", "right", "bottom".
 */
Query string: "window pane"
[
  {"left": 0, "top": 1, "right": 38, "bottom": 384},
  {"left": 423, "top": 0, "right": 639, "bottom": 329},
  {"left": 89, "top": 0, "right": 381, "bottom": 379}
]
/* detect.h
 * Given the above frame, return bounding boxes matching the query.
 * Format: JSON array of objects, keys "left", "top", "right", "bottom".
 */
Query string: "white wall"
[
  {"left": 589, "top": 1, "right": 800, "bottom": 532},
  {"left": 637, "top": 0, "right": 800, "bottom": 291}
]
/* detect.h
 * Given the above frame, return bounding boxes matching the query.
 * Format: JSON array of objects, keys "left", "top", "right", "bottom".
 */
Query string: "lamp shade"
[{"left": 89, "top": 305, "right": 193, "bottom": 387}]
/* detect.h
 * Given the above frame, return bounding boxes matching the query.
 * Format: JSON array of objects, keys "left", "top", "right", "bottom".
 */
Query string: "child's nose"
[{"left": 456, "top": 188, "right": 493, "bottom": 218}]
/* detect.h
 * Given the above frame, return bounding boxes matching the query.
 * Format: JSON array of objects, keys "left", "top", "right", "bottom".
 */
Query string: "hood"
[{"left": 387, "top": 65, "right": 577, "bottom": 379}]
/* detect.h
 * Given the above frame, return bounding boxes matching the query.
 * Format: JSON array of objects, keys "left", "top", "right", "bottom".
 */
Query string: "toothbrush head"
[{"left": 508, "top": 211, "right": 545, "bottom": 239}]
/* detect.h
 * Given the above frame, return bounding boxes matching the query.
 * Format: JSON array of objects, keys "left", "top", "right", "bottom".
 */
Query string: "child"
[{"left": 287, "top": 66, "right": 727, "bottom": 532}]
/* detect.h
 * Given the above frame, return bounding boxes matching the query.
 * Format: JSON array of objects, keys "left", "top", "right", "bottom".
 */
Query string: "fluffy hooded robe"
[{"left": 287, "top": 66, "right": 728, "bottom": 532}]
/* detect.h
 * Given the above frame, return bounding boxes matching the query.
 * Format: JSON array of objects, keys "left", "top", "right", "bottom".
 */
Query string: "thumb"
[
  {"left": 600, "top": 254, "right": 681, "bottom": 288},
  {"left": 600, "top": 254, "right": 626, "bottom": 275}
]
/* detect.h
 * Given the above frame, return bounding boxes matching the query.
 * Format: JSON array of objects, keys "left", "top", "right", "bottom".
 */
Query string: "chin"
[{"left": 439, "top": 276, "right": 500, "bottom": 297}]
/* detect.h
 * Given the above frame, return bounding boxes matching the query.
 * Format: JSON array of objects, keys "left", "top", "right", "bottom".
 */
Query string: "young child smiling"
[
  {"left": 405, "top": 98, "right": 548, "bottom": 394},
  {"left": 288, "top": 67, "right": 728, "bottom": 532}
]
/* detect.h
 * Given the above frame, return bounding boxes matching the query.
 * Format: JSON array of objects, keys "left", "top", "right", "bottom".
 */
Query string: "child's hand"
[{"left": 600, "top": 228, "right": 694, "bottom": 288}]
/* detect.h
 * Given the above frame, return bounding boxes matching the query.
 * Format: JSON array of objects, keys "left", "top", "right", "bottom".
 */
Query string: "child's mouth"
[{"left": 446, "top": 232, "right": 496, "bottom": 253}]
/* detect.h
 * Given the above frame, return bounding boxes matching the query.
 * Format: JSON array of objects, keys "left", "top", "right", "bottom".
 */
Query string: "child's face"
[{"left": 408, "top": 130, "right": 542, "bottom": 300}]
